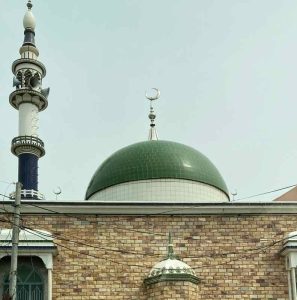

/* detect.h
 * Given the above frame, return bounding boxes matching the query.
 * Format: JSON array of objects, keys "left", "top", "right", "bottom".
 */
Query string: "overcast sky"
[{"left": 1, "top": 0, "right": 297, "bottom": 201}]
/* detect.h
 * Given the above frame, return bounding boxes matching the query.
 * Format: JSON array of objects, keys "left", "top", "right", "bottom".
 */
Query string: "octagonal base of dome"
[{"left": 87, "top": 179, "right": 229, "bottom": 202}]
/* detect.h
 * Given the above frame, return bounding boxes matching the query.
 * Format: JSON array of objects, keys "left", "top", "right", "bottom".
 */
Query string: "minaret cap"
[{"left": 23, "top": 1, "right": 36, "bottom": 30}]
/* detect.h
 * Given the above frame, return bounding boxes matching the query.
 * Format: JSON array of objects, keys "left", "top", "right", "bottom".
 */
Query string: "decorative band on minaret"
[{"left": 10, "top": 1, "right": 50, "bottom": 200}]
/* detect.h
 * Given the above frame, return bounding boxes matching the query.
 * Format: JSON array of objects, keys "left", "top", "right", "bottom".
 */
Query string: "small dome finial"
[
  {"left": 167, "top": 231, "right": 177, "bottom": 259},
  {"left": 144, "top": 231, "right": 199, "bottom": 286},
  {"left": 145, "top": 88, "right": 160, "bottom": 141}
]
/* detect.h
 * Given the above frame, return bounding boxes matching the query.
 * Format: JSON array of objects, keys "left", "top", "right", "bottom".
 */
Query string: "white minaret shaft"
[
  {"left": 9, "top": 1, "right": 50, "bottom": 200},
  {"left": 19, "top": 103, "right": 39, "bottom": 136}
]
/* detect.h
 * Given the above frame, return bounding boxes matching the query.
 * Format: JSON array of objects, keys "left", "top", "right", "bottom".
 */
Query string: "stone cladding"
[
  {"left": 145, "top": 281, "right": 197, "bottom": 299},
  {"left": 0, "top": 213, "right": 296, "bottom": 299}
]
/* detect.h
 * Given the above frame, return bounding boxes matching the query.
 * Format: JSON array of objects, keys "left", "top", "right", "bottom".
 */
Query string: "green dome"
[{"left": 85, "top": 140, "right": 228, "bottom": 200}]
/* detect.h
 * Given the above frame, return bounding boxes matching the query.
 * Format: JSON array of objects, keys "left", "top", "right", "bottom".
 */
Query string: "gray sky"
[{"left": 1, "top": 0, "right": 297, "bottom": 201}]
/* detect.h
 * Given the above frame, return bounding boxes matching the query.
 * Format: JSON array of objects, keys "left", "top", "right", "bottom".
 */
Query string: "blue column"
[{"left": 18, "top": 153, "right": 38, "bottom": 197}]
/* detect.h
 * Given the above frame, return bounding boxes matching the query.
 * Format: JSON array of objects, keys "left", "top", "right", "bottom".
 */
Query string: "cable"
[
  {"left": 0, "top": 217, "right": 152, "bottom": 269},
  {"left": 0, "top": 215, "right": 293, "bottom": 272},
  {"left": 1, "top": 181, "right": 297, "bottom": 236},
  {"left": 0, "top": 189, "right": 295, "bottom": 270},
  {"left": 20, "top": 217, "right": 162, "bottom": 258},
  {"left": 0, "top": 205, "right": 165, "bottom": 258},
  {"left": 1, "top": 182, "right": 15, "bottom": 224},
  {"left": 235, "top": 184, "right": 297, "bottom": 201},
  {"left": 23, "top": 202, "right": 166, "bottom": 237},
  {"left": 0, "top": 207, "right": 160, "bottom": 258},
  {"left": 17, "top": 213, "right": 284, "bottom": 260},
  {"left": 0, "top": 193, "right": 11, "bottom": 199},
  {"left": 0, "top": 200, "right": 293, "bottom": 260},
  {"left": 0, "top": 181, "right": 14, "bottom": 185}
]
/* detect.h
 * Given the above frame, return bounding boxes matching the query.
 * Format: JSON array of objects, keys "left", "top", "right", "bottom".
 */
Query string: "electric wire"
[
  {"left": 20, "top": 217, "right": 162, "bottom": 258},
  {"left": 23, "top": 202, "right": 167, "bottom": 237},
  {"left": 0, "top": 184, "right": 296, "bottom": 269},
  {"left": 0, "top": 207, "right": 162, "bottom": 258},
  {"left": 0, "top": 217, "right": 152, "bottom": 269},
  {"left": 14, "top": 214, "right": 283, "bottom": 260},
  {"left": 0, "top": 193, "right": 11, "bottom": 199},
  {"left": 235, "top": 184, "right": 297, "bottom": 201},
  {"left": 0, "top": 200, "right": 294, "bottom": 259},
  {"left": 0, "top": 216, "right": 293, "bottom": 271}
]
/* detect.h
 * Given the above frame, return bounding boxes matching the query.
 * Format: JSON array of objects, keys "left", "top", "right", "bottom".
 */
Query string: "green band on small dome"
[
  {"left": 144, "top": 273, "right": 200, "bottom": 286},
  {"left": 85, "top": 140, "right": 228, "bottom": 200}
]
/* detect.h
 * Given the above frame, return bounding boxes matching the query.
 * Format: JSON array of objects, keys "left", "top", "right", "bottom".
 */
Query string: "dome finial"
[
  {"left": 167, "top": 231, "right": 176, "bottom": 259},
  {"left": 145, "top": 88, "right": 160, "bottom": 141},
  {"left": 144, "top": 230, "right": 199, "bottom": 286}
]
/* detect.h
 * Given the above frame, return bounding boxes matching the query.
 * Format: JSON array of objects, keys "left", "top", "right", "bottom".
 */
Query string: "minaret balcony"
[
  {"left": 10, "top": 89, "right": 48, "bottom": 111},
  {"left": 12, "top": 58, "right": 46, "bottom": 77},
  {"left": 11, "top": 135, "right": 45, "bottom": 157}
]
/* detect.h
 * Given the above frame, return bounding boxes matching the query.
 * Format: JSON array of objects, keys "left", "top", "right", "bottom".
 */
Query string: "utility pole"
[{"left": 9, "top": 182, "right": 22, "bottom": 300}]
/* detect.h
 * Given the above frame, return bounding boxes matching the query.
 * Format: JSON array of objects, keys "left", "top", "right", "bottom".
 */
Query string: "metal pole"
[{"left": 9, "top": 182, "right": 22, "bottom": 300}]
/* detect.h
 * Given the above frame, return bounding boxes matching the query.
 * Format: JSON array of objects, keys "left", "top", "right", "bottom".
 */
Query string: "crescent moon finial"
[
  {"left": 145, "top": 88, "right": 160, "bottom": 101},
  {"left": 53, "top": 186, "right": 62, "bottom": 200}
]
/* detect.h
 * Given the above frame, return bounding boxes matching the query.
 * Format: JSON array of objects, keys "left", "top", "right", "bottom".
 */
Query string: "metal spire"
[
  {"left": 145, "top": 88, "right": 160, "bottom": 141},
  {"left": 167, "top": 231, "right": 177, "bottom": 259}
]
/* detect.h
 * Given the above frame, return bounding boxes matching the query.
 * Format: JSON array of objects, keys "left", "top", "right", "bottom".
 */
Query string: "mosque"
[{"left": 1, "top": 2, "right": 297, "bottom": 300}]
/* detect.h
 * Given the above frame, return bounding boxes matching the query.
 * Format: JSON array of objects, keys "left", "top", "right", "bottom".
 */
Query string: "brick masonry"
[
  {"left": 145, "top": 281, "right": 197, "bottom": 299},
  {"left": 0, "top": 213, "right": 296, "bottom": 299}
]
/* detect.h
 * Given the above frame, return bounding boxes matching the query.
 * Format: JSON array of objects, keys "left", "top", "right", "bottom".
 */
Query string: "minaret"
[
  {"left": 145, "top": 88, "right": 160, "bottom": 141},
  {"left": 10, "top": 1, "right": 50, "bottom": 200}
]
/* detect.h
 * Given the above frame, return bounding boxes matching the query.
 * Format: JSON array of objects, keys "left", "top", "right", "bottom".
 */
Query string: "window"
[
  {"left": 0, "top": 229, "right": 57, "bottom": 300},
  {"left": 2, "top": 259, "right": 44, "bottom": 300},
  {"left": 0, "top": 257, "right": 47, "bottom": 300}
]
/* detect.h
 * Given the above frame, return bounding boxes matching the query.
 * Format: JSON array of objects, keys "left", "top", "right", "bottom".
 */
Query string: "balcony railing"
[
  {"left": 11, "top": 135, "right": 45, "bottom": 157},
  {"left": 12, "top": 135, "right": 44, "bottom": 147},
  {"left": 10, "top": 189, "right": 44, "bottom": 200}
]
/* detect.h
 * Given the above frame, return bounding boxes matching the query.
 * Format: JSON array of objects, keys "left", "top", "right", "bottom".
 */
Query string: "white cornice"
[{"left": 1, "top": 201, "right": 297, "bottom": 215}]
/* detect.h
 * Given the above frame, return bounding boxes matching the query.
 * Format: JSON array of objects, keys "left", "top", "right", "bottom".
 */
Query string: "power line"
[
  {"left": 23, "top": 202, "right": 166, "bottom": 237},
  {"left": 0, "top": 206, "right": 162, "bottom": 258},
  {"left": 16, "top": 210, "right": 287, "bottom": 260},
  {"left": 0, "top": 188, "right": 295, "bottom": 269},
  {"left": 0, "top": 217, "right": 152, "bottom": 269},
  {"left": 0, "top": 215, "right": 292, "bottom": 271},
  {"left": 143, "top": 186, "right": 297, "bottom": 216},
  {"left": 20, "top": 217, "right": 162, "bottom": 258},
  {"left": 0, "top": 181, "right": 14, "bottom": 185},
  {"left": 235, "top": 184, "right": 297, "bottom": 201},
  {"left": 0, "top": 199, "right": 293, "bottom": 259},
  {"left": 0, "top": 193, "right": 11, "bottom": 199}
]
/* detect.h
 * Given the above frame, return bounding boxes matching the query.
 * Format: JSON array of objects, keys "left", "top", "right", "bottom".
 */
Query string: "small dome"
[
  {"left": 144, "top": 233, "right": 199, "bottom": 285},
  {"left": 23, "top": 9, "right": 36, "bottom": 30},
  {"left": 144, "top": 257, "right": 199, "bottom": 285},
  {"left": 147, "top": 257, "right": 196, "bottom": 278},
  {"left": 85, "top": 140, "right": 228, "bottom": 201}
]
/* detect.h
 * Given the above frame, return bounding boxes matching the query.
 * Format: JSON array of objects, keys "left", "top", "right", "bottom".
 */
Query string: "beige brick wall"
[
  {"left": 145, "top": 281, "right": 197, "bottom": 299},
  {"left": 0, "top": 214, "right": 295, "bottom": 299}
]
